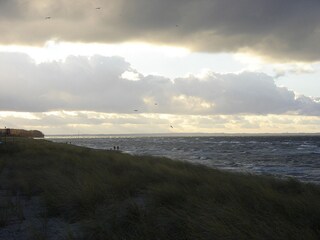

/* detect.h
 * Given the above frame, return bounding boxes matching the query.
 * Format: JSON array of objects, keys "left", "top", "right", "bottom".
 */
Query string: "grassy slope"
[{"left": 0, "top": 138, "right": 320, "bottom": 240}]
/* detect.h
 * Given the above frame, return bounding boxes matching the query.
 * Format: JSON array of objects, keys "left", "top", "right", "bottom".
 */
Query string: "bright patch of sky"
[
  {"left": 1, "top": 41, "right": 320, "bottom": 98},
  {"left": 0, "top": 41, "right": 243, "bottom": 77},
  {"left": 276, "top": 69, "right": 320, "bottom": 98}
]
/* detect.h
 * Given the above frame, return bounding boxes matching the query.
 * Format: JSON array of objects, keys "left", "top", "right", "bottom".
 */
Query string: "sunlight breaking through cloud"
[{"left": 1, "top": 111, "right": 320, "bottom": 135}]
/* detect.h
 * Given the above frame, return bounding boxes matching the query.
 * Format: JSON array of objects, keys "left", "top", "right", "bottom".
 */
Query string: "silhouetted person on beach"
[{"left": 117, "top": 146, "right": 119, "bottom": 150}]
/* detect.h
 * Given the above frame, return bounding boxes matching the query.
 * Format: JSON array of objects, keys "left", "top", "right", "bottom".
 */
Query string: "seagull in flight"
[
  {"left": 96, "top": 7, "right": 101, "bottom": 10},
  {"left": 45, "top": 16, "right": 51, "bottom": 20}
]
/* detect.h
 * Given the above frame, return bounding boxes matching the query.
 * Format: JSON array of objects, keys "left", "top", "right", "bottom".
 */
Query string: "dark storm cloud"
[
  {"left": 0, "top": 52, "right": 319, "bottom": 115},
  {"left": 1, "top": 0, "right": 320, "bottom": 61}
]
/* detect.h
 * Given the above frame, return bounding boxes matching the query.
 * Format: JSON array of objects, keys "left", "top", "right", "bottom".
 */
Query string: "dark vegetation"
[
  {"left": 0, "top": 138, "right": 320, "bottom": 239},
  {"left": 0, "top": 128, "right": 44, "bottom": 138}
]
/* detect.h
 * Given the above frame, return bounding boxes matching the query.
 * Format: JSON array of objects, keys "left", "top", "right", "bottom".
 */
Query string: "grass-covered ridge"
[{"left": 1, "top": 138, "right": 320, "bottom": 239}]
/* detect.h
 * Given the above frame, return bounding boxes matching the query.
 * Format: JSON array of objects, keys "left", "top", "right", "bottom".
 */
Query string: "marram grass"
[{"left": 0, "top": 138, "right": 320, "bottom": 239}]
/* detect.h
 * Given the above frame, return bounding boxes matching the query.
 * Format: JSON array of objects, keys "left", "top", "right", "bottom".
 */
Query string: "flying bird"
[
  {"left": 133, "top": 110, "right": 138, "bottom": 112},
  {"left": 96, "top": 7, "right": 101, "bottom": 10},
  {"left": 170, "top": 125, "right": 174, "bottom": 128},
  {"left": 45, "top": 16, "right": 51, "bottom": 19}
]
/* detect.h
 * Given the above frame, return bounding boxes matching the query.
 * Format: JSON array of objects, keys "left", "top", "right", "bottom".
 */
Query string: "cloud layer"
[
  {"left": 1, "top": 0, "right": 320, "bottom": 61},
  {"left": 0, "top": 52, "right": 319, "bottom": 115},
  {"left": 1, "top": 111, "right": 320, "bottom": 135}
]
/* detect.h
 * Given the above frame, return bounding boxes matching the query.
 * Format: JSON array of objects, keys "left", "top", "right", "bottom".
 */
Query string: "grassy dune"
[{"left": 0, "top": 138, "right": 320, "bottom": 239}]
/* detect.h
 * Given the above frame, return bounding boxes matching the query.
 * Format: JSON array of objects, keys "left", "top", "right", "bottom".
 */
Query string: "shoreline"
[
  {"left": 1, "top": 138, "right": 320, "bottom": 239},
  {"left": 47, "top": 135, "right": 320, "bottom": 185}
]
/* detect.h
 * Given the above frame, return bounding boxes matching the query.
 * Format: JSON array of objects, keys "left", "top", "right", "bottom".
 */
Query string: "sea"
[{"left": 47, "top": 135, "right": 320, "bottom": 184}]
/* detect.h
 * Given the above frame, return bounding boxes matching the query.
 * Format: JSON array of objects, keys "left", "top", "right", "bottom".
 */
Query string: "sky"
[{"left": 1, "top": 0, "right": 320, "bottom": 135}]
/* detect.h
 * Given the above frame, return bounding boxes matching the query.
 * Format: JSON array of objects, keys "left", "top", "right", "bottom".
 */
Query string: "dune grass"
[{"left": 0, "top": 138, "right": 320, "bottom": 239}]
